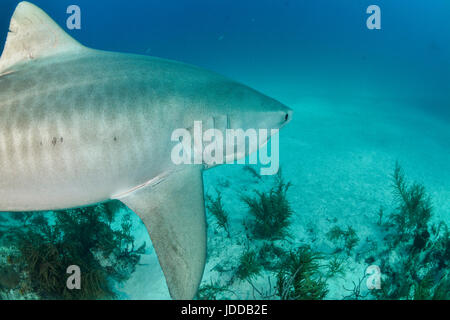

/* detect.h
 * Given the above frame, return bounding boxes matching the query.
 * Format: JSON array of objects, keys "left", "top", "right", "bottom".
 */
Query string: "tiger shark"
[{"left": 0, "top": 2, "right": 292, "bottom": 299}]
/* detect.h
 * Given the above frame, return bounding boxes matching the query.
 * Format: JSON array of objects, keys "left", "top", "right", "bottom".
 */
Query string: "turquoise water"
[{"left": 0, "top": 1, "right": 448, "bottom": 299}]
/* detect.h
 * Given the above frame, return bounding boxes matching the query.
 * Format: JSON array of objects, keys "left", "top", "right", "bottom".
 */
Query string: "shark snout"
[
  {"left": 284, "top": 108, "right": 293, "bottom": 124},
  {"left": 278, "top": 105, "right": 293, "bottom": 128}
]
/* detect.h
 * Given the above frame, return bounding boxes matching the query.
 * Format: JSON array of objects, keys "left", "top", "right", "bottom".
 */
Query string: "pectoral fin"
[{"left": 120, "top": 167, "right": 206, "bottom": 300}]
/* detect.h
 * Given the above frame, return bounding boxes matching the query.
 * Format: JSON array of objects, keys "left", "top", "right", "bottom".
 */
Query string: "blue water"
[
  {"left": 1, "top": 0, "right": 449, "bottom": 115},
  {"left": 0, "top": 0, "right": 449, "bottom": 300}
]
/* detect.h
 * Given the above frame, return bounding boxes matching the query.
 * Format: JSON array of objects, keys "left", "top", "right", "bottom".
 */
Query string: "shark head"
[
  {"left": 220, "top": 82, "right": 293, "bottom": 163},
  {"left": 223, "top": 82, "right": 292, "bottom": 129},
  {"left": 179, "top": 77, "right": 293, "bottom": 167}
]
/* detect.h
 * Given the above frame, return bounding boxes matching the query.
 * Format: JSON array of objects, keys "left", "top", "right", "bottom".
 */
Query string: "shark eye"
[{"left": 284, "top": 113, "right": 289, "bottom": 121}]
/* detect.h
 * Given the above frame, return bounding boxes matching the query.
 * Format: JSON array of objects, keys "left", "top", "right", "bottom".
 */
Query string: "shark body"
[{"left": 0, "top": 2, "right": 292, "bottom": 299}]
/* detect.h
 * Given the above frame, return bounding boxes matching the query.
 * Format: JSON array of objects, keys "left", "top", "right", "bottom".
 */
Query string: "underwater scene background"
[{"left": 0, "top": 0, "right": 448, "bottom": 299}]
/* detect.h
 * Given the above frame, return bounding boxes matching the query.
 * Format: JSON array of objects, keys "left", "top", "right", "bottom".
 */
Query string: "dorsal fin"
[{"left": 0, "top": 2, "right": 86, "bottom": 72}]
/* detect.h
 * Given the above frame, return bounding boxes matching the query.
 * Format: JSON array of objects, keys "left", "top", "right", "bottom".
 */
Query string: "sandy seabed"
[{"left": 119, "top": 94, "right": 450, "bottom": 299}]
